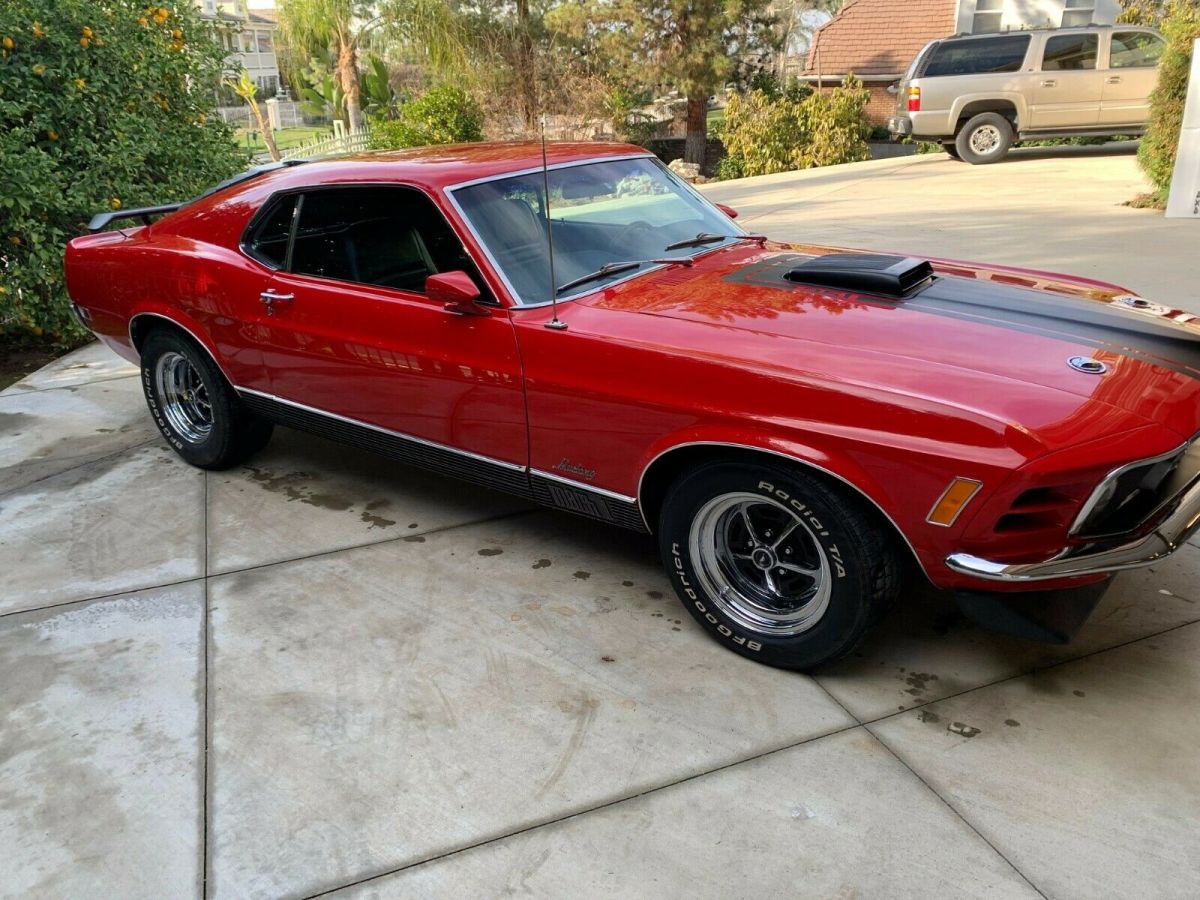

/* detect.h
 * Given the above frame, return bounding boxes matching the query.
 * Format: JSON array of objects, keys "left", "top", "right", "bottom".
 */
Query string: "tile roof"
[{"left": 803, "top": 0, "right": 958, "bottom": 77}]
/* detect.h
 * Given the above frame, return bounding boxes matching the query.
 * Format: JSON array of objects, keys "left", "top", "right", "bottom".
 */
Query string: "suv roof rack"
[{"left": 86, "top": 158, "right": 309, "bottom": 233}]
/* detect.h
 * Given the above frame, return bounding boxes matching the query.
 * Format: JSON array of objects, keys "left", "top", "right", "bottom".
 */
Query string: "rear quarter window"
[
  {"left": 922, "top": 34, "right": 1031, "bottom": 77},
  {"left": 1041, "top": 33, "right": 1099, "bottom": 71}
]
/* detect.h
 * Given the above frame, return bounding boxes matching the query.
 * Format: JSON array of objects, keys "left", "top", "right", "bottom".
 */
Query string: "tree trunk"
[
  {"left": 685, "top": 93, "right": 707, "bottom": 166},
  {"left": 338, "top": 41, "right": 364, "bottom": 133},
  {"left": 250, "top": 98, "right": 281, "bottom": 162},
  {"left": 516, "top": 0, "right": 537, "bottom": 131}
]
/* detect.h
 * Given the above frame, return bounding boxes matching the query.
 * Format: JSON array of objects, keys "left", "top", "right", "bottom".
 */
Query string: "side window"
[
  {"left": 246, "top": 194, "right": 297, "bottom": 268},
  {"left": 1041, "top": 34, "right": 1099, "bottom": 71},
  {"left": 288, "top": 187, "right": 489, "bottom": 297},
  {"left": 1111, "top": 31, "right": 1165, "bottom": 69},
  {"left": 923, "top": 35, "right": 1031, "bottom": 78}
]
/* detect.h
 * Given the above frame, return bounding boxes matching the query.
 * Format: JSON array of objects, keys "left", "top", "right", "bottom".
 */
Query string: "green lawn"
[
  {"left": 234, "top": 125, "right": 329, "bottom": 155},
  {"left": 707, "top": 108, "right": 725, "bottom": 128}
]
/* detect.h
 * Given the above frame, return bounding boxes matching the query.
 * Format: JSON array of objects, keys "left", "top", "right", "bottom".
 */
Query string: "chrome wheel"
[
  {"left": 969, "top": 124, "right": 1002, "bottom": 155},
  {"left": 688, "top": 492, "right": 832, "bottom": 636},
  {"left": 154, "top": 351, "right": 213, "bottom": 443}
]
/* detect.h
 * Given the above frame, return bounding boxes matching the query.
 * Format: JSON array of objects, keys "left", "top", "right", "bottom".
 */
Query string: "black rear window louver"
[{"left": 784, "top": 253, "right": 934, "bottom": 298}]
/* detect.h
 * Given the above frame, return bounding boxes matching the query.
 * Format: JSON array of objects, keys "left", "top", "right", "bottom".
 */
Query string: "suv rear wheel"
[
  {"left": 956, "top": 112, "right": 1013, "bottom": 164},
  {"left": 658, "top": 461, "right": 902, "bottom": 671}
]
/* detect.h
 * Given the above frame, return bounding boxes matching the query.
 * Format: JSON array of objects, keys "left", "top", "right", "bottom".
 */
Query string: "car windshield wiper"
[
  {"left": 556, "top": 257, "right": 694, "bottom": 295},
  {"left": 664, "top": 232, "right": 769, "bottom": 252}
]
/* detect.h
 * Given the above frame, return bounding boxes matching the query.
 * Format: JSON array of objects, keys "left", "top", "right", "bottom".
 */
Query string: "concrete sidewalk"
[{"left": 3, "top": 149, "right": 1199, "bottom": 898}]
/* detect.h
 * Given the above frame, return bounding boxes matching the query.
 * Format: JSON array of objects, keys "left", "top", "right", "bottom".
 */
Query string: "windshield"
[{"left": 450, "top": 156, "right": 740, "bottom": 305}]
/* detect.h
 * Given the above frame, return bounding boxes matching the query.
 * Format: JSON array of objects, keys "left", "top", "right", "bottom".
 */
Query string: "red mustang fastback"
[{"left": 64, "top": 142, "right": 1200, "bottom": 669}]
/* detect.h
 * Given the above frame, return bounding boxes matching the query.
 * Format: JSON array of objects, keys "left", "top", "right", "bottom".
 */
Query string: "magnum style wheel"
[
  {"left": 141, "top": 329, "right": 273, "bottom": 469},
  {"left": 955, "top": 113, "right": 1013, "bottom": 165},
  {"left": 658, "top": 461, "right": 902, "bottom": 671}
]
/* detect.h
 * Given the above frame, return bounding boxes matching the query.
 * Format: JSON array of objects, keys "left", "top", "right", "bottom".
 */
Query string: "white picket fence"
[{"left": 280, "top": 128, "right": 372, "bottom": 161}]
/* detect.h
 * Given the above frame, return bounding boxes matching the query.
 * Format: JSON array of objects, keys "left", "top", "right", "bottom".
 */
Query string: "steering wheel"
[{"left": 625, "top": 220, "right": 657, "bottom": 254}]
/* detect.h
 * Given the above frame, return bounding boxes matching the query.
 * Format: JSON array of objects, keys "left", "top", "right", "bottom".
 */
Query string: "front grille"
[{"left": 1071, "top": 439, "right": 1200, "bottom": 540}]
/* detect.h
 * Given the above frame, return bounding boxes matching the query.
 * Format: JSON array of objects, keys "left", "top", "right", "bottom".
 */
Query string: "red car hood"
[{"left": 591, "top": 244, "right": 1200, "bottom": 444}]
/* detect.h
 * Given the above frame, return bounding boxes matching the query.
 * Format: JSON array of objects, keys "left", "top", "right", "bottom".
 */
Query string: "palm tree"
[{"left": 278, "top": 0, "right": 379, "bottom": 132}]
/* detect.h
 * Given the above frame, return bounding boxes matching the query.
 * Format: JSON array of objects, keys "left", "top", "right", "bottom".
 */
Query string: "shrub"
[
  {"left": 719, "top": 76, "right": 870, "bottom": 178},
  {"left": 1137, "top": 1, "right": 1200, "bottom": 200},
  {"left": 368, "top": 84, "right": 483, "bottom": 150},
  {"left": 0, "top": 0, "right": 243, "bottom": 344}
]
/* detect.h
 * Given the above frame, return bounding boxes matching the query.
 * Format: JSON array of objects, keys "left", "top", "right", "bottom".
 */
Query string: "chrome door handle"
[
  {"left": 259, "top": 290, "right": 294, "bottom": 316},
  {"left": 1041, "top": 80, "right": 1057, "bottom": 87},
  {"left": 1106, "top": 76, "right": 1122, "bottom": 84}
]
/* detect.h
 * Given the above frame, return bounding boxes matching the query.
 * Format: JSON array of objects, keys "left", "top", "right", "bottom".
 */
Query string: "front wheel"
[
  {"left": 141, "top": 329, "right": 273, "bottom": 469},
  {"left": 658, "top": 461, "right": 901, "bottom": 670}
]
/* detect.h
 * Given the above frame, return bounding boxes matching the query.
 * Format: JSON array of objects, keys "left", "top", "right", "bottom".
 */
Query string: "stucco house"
[
  {"left": 798, "top": 0, "right": 1122, "bottom": 125},
  {"left": 199, "top": 0, "right": 283, "bottom": 98}
]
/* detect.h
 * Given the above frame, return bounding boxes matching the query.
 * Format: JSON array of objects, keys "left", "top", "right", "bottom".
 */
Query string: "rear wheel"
[
  {"left": 658, "top": 461, "right": 901, "bottom": 671},
  {"left": 956, "top": 113, "right": 1013, "bottom": 164},
  {"left": 141, "top": 329, "right": 273, "bottom": 469}
]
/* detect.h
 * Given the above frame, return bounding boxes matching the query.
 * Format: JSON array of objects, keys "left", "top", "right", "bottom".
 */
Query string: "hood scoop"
[{"left": 785, "top": 253, "right": 934, "bottom": 298}]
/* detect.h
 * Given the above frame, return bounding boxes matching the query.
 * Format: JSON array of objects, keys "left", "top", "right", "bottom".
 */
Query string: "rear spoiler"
[
  {"left": 85, "top": 159, "right": 310, "bottom": 233},
  {"left": 87, "top": 204, "right": 184, "bottom": 233}
]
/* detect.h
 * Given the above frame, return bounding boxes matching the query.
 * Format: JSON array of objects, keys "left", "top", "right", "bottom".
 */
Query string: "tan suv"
[{"left": 888, "top": 25, "right": 1165, "bottom": 164}]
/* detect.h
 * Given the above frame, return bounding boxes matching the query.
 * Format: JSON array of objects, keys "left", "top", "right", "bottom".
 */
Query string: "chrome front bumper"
[{"left": 946, "top": 477, "right": 1200, "bottom": 582}]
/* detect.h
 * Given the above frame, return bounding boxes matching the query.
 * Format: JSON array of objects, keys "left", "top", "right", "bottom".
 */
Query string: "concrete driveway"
[{"left": 3, "top": 148, "right": 1199, "bottom": 899}]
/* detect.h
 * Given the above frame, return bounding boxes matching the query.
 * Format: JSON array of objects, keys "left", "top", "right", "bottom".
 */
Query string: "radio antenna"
[{"left": 541, "top": 115, "right": 567, "bottom": 331}]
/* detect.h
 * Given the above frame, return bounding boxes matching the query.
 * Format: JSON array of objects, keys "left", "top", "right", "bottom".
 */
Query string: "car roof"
[
  {"left": 239, "top": 140, "right": 653, "bottom": 197},
  {"left": 938, "top": 24, "right": 1160, "bottom": 43}
]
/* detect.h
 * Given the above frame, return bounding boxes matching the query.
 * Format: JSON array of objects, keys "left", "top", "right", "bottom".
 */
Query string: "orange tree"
[{"left": 0, "top": 0, "right": 243, "bottom": 343}]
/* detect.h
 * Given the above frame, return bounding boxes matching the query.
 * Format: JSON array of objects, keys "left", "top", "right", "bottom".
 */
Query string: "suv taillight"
[{"left": 907, "top": 87, "right": 921, "bottom": 112}]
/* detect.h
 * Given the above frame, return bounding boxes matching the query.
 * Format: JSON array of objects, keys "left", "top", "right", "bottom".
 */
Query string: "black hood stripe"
[{"left": 724, "top": 254, "right": 1200, "bottom": 380}]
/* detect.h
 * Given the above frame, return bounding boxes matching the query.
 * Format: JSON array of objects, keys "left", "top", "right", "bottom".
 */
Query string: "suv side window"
[
  {"left": 1041, "top": 34, "right": 1099, "bottom": 71},
  {"left": 1110, "top": 31, "right": 1165, "bottom": 68},
  {"left": 246, "top": 194, "right": 298, "bottom": 268},
  {"left": 287, "top": 186, "right": 489, "bottom": 297},
  {"left": 922, "top": 35, "right": 1031, "bottom": 78}
]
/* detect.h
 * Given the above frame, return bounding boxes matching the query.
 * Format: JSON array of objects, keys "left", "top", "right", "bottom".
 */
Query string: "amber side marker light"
[{"left": 927, "top": 477, "right": 983, "bottom": 527}]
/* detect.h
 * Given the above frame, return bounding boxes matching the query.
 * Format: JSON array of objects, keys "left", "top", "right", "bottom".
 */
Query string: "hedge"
[
  {"left": 1138, "top": 1, "right": 1200, "bottom": 200},
  {"left": 0, "top": 0, "right": 243, "bottom": 344}
]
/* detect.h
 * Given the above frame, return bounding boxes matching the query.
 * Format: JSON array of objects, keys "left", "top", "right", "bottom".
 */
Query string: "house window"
[
  {"left": 202, "top": 0, "right": 216, "bottom": 14},
  {"left": 1061, "top": 0, "right": 1095, "bottom": 27},
  {"left": 257, "top": 31, "right": 272, "bottom": 53},
  {"left": 972, "top": 0, "right": 1004, "bottom": 34}
]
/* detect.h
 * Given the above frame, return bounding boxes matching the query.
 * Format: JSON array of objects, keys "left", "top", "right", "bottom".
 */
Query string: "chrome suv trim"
[{"left": 946, "top": 476, "right": 1200, "bottom": 582}]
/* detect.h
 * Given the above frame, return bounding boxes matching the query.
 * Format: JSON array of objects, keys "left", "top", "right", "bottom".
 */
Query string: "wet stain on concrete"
[
  {"left": 477, "top": 548, "right": 503, "bottom": 557},
  {"left": 531, "top": 558, "right": 552, "bottom": 569},
  {"left": 646, "top": 590, "right": 663, "bottom": 600},
  {"left": 408, "top": 522, "right": 419, "bottom": 529},
  {"left": 403, "top": 535, "right": 426, "bottom": 543},
  {"left": 246, "top": 468, "right": 353, "bottom": 512},
  {"left": 918, "top": 710, "right": 941, "bottom": 724},
  {"left": 360, "top": 512, "right": 396, "bottom": 529},
  {"left": 902, "top": 671, "right": 940, "bottom": 696},
  {"left": 573, "top": 571, "right": 590, "bottom": 580},
  {"left": 1073, "top": 690, "right": 1086, "bottom": 697},
  {"left": 601, "top": 655, "right": 615, "bottom": 663},
  {"left": 1004, "top": 719, "right": 1020, "bottom": 727},
  {"left": 622, "top": 580, "right": 634, "bottom": 587}
]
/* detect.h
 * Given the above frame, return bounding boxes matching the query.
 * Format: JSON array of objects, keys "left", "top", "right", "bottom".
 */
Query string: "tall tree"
[
  {"left": 590, "top": 0, "right": 779, "bottom": 165},
  {"left": 278, "top": 0, "right": 379, "bottom": 132}
]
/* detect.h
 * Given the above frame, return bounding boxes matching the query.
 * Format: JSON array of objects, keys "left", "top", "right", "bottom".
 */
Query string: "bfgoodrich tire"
[
  {"left": 658, "top": 461, "right": 901, "bottom": 671},
  {"left": 141, "top": 329, "right": 273, "bottom": 469},
  {"left": 955, "top": 113, "right": 1013, "bottom": 164}
]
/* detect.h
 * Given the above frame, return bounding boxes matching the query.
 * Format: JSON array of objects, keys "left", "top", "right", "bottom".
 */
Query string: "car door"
[
  {"left": 1030, "top": 32, "right": 1102, "bottom": 129},
  {"left": 1099, "top": 30, "right": 1166, "bottom": 127},
  {"left": 249, "top": 184, "right": 527, "bottom": 468}
]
